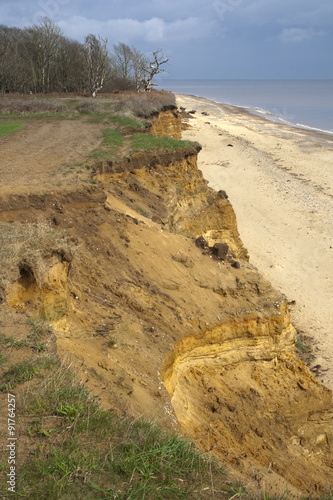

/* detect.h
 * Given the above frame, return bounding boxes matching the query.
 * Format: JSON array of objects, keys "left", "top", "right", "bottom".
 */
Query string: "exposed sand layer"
[{"left": 177, "top": 94, "right": 333, "bottom": 389}]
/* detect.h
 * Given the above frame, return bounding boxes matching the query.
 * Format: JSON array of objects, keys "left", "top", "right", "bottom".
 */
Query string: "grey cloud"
[
  {"left": 218, "top": 0, "right": 333, "bottom": 28},
  {"left": 58, "top": 15, "right": 214, "bottom": 43},
  {"left": 278, "top": 27, "right": 326, "bottom": 43}
]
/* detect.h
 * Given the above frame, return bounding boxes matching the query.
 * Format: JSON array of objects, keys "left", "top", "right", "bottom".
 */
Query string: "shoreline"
[
  {"left": 183, "top": 93, "right": 333, "bottom": 137},
  {"left": 176, "top": 93, "right": 333, "bottom": 389}
]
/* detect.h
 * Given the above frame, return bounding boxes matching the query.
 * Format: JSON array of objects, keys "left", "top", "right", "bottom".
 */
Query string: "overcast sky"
[{"left": 1, "top": 0, "right": 333, "bottom": 79}]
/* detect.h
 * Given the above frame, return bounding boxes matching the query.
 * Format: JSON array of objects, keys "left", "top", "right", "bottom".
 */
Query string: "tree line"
[{"left": 0, "top": 17, "right": 168, "bottom": 95}]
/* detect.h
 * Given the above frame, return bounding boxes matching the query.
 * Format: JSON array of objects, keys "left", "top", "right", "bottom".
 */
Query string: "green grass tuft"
[
  {"left": 0, "top": 121, "right": 25, "bottom": 137},
  {"left": 0, "top": 356, "right": 57, "bottom": 392},
  {"left": 89, "top": 129, "right": 125, "bottom": 161},
  {"left": 106, "top": 114, "right": 147, "bottom": 131},
  {"left": 295, "top": 338, "right": 307, "bottom": 352},
  {"left": 102, "top": 128, "right": 124, "bottom": 147},
  {"left": 27, "top": 316, "right": 52, "bottom": 340},
  {"left": 0, "top": 336, "right": 27, "bottom": 348}
]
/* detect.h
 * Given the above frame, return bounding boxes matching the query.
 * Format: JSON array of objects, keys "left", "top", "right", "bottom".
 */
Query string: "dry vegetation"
[
  {"left": 0, "top": 98, "right": 69, "bottom": 116},
  {"left": 0, "top": 90, "right": 177, "bottom": 119},
  {"left": 111, "top": 90, "right": 177, "bottom": 117},
  {"left": 0, "top": 222, "right": 76, "bottom": 293}
]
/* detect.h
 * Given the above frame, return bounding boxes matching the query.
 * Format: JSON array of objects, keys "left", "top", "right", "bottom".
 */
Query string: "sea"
[{"left": 155, "top": 79, "right": 333, "bottom": 135}]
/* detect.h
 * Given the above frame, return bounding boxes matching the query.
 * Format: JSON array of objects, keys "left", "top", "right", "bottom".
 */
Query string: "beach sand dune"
[{"left": 177, "top": 94, "right": 333, "bottom": 389}]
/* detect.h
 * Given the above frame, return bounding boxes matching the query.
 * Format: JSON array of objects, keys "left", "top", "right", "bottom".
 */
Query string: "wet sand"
[{"left": 177, "top": 94, "right": 333, "bottom": 389}]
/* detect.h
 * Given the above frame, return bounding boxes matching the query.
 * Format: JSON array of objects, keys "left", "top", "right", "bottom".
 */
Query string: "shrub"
[
  {"left": 112, "top": 90, "right": 177, "bottom": 118},
  {"left": 0, "top": 98, "right": 69, "bottom": 116}
]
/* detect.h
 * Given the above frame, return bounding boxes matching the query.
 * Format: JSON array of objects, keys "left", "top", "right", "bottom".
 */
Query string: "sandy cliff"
[{"left": 0, "top": 106, "right": 332, "bottom": 498}]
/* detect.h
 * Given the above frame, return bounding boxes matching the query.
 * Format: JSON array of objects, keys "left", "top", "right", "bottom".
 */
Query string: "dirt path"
[
  {"left": 178, "top": 94, "right": 333, "bottom": 389},
  {"left": 0, "top": 119, "right": 103, "bottom": 191}
]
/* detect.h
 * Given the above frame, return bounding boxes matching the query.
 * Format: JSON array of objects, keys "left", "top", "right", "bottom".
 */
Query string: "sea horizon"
[{"left": 156, "top": 78, "right": 333, "bottom": 135}]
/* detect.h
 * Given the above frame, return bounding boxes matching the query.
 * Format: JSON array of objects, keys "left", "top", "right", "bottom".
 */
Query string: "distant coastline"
[{"left": 157, "top": 79, "right": 333, "bottom": 135}]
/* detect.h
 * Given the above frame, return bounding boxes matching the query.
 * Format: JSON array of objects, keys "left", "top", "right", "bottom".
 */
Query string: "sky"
[{"left": 1, "top": 0, "right": 333, "bottom": 79}]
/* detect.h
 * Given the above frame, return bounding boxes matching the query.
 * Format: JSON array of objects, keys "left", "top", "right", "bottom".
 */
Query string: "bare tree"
[
  {"left": 25, "top": 17, "right": 62, "bottom": 93},
  {"left": 0, "top": 25, "right": 37, "bottom": 93},
  {"left": 57, "top": 37, "right": 85, "bottom": 92},
  {"left": 142, "top": 49, "right": 168, "bottom": 91},
  {"left": 111, "top": 42, "right": 132, "bottom": 83},
  {"left": 109, "top": 43, "right": 155, "bottom": 91},
  {"left": 109, "top": 45, "right": 168, "bottom": 92},
  {"left": 0, "top": 26, "right": 16, "bottom": 92},
  {"left": 85, "top": 34, "right": 109, "bottom": 97},
  {"left": 131, "top": 46, "right": 149, "bottom": 90}
]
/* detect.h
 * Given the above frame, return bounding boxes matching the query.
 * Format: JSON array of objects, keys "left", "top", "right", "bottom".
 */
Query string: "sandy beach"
[{"left": 177, "top": 94, "right": 333, "bottom": 390}]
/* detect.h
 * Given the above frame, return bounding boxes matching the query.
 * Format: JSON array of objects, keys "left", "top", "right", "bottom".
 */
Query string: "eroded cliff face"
[
  {"left": 94, "top": 147, "right": 248, "bottom": 261},
  {"left": 162, "top": 310, "right": 333, "bottom": 497},
  {"left": 1, "top": 109, "right": 332, "bottom": 498},
  {"left": 150, "top": 108, "right": 182, "bottom": 140}
]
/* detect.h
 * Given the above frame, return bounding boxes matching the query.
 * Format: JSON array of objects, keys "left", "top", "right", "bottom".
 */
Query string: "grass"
[
  {"left": 0, "top": 317, "right": 52, "bottom": 357},
  {"left": 0, "top": 336, "right": 27, "bottom": 348},
  {"left": 4, "top": 355, "right": 327, "bottom": 499},
  {"left": 0, "top": 360, "right": 229, "bottom": 499},
  {"left": 89, "top": 127, "right": 200, "bottom": 163},
  {"left": 0, "top": 94, "right": 200, "bottom": 174},
  {"left": 85, "top": 112, "right": 147, "bottom": 132},
  {"left": 0, "top": 110, "right": 79, "bottom": 120},
  {"left": 0, "top": 356, "right": 57, "bottom": 392},
  {"left": 295, "top": 338, "right": 307, "bottom": 352},
  {"left": 85, "top": 111, "right": 111, "bottom": 124},
  {"left": 4, "top": 344, "right": 306, "bottom": 499},
  {"left": 106, "top": 114, "right": 147, "bottom": 132},
  {"left": 27, "top": 316, "right": 52, "bottom": 339},
  {"left": 0, "top": 121, "right": 25, "bottom": 137},
  {"left": 102, "top": 128, "right": 124, "bottom": 147},
  {"left": 106, "top": 338, "right": 117, "bottom": 348},
  {"left": 89, "top": 128, "right": 125, "bottom": 161}
]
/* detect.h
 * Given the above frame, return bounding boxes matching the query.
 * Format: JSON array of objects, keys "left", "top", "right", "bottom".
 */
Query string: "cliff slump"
[
  {"left": 1, "top": 107, "right": 332, "bottom": 497},
  {"left": 94, "top": 147, "right": 247, "bottom": 261},
  {"left": 165, "top": 347, "right": 333, "bottom": 497},
  {"left": 150, "top": 109, "right": 182, "bottom": 139},
  {"left": 162, "top": 308, "right": 333, "bottom": 497},
  {"left": 163, "top": 301, "right": 296, "bottom": 393}
]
